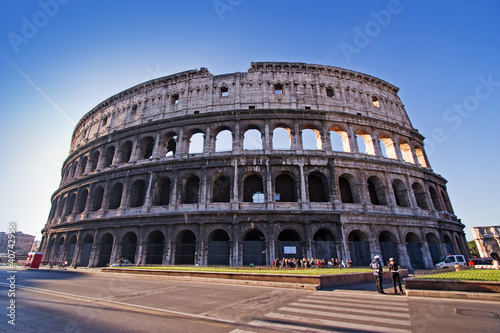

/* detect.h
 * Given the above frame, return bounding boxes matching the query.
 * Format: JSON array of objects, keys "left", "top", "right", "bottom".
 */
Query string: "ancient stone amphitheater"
[{"left": 40, "top": 62, "right": 468, "bottom": 269}]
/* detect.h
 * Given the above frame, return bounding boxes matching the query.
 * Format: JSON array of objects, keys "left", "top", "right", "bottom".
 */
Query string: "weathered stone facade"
[
  {"left": 472, "top": 226, "right": 500, "bottom": 258},
  {"left": 40, "top": 62, "right": 468, "bottom": 269}
]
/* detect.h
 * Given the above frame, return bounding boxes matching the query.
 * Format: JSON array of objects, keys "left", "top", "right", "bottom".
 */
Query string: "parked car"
[
  {"left": 434, "top": 255, "right": 467, "bottom": 269},
  {"left": 110, "top": 259, "right": 132, "bottom": 267}
]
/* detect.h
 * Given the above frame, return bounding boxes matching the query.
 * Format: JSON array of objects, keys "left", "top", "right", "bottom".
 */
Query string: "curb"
[{"left": 406, "top": 289, "right": 500, "bottom": 302}]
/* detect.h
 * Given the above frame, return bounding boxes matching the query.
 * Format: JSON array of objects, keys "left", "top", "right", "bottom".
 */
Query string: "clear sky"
[{"left": 1, "top": 0, "right": 499, "bottom": 242}]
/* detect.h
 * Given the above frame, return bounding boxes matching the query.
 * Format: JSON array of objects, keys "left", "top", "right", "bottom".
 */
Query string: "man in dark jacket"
[
  {"left": 388, "top": 258, "right": 404, "bottom": 294},
  {"left": 370, "top": 255, "right": 385, "bottom": 294}
]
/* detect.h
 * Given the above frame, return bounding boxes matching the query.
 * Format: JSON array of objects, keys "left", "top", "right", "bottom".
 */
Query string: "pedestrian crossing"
[{"left": 230, "top": 291, "right": 412, "bottom": 333}]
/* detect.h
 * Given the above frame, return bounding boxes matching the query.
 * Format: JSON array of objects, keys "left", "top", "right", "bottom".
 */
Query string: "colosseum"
[{"left": 40, "top": 62, "right": 468, "bottom": 269}]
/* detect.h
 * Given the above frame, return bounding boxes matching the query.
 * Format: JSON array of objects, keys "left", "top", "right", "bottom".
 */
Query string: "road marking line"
[
  {"left": 229, "top": 329, "right": 256, "bottom": 333},
  {"left": 307, "top": 294, "right": 409, "bottom": 306},
  {"left": 289, "top": 302, "right": 410, "bottom": 318},
  {"left": 264, "top": 312, "right": 412, "bottom": 333},
  {"left": 299, "top": 298, "right": 409, "bottom": 311},
  {"left": 319, "top": 291, "right": 409, "bottom": 302},
  {"left": 248, "top": 319, "right": 342, "bottom": 333},
  {"left": 278, "top": 306, "right": 412, "bottom": 327}
]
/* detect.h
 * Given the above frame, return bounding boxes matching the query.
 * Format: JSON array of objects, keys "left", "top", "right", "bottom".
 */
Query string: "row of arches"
[
  {"left": 44, "top": 226, "right": 467, "bottom": 269},
  {"left": 62, "top": 124, "right": 428, "bottom": 185},
  {"left": 49, "top": 168, "right": 453, "bottom": 222}
]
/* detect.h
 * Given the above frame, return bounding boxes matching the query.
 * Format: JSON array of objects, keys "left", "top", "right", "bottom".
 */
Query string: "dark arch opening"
[
  {"left": 243, "top": 174, "right": 264, "bottom": 203},
  {"left": 90, "top": 186, "right": 104, "bottom": 211},
  {"left": 102, "top": 146, "right": 115, "bottom": 168},
  {"left": 308, "top": 172, "right": 328, "bottom": 202},
  {"left": 184, "top": 176, "right": 200, "bottom": 204},
  {"left": 154, "top": 178, "right": 171, "bottom": 206},
  {"left": 339, "top": 176, "right": 354, "bottom": 203},
  {"left": 426, "top": 233, "right": 441, "bottom": 264},
  {"left": 379, "top": 231, "right": 399, "bottom": 265},
  {"left": 120, "top": 232, "right": 137, "bottom": 263},
  {"left": 208, "top": 229, "right": 230, "bottom": 265},
  {"left": 79, "top": 234, "right": 94, "bottom": 267},
  {"left": 98, "top": 233, "right": 113, "bottom": 267},
  {"left": 146, "top": 231, "right": 165, "bottom": 265},
  {"left": 108, "top": 183, "right": 123, "bottom": 209},
  {"left": 313, "top": 229, "right": 337, "bottom": 260},
  {"left": 406, "top": 232, "right": 425, "bottom": 269},
  {"left": 129, "top": 179, "right": 146, "bottom": 208},
  {"left": 66, "top": 236, "right": 77, "bottom": 264},
  {"left": 175, "top": 230, "right": 196, "bottom": 265},
  {"left": 212, "top": 175, "right": 231, "bottom": 203},
  {"left": 119, "top": 141, "right": 133, "bottom": 163},
  {"left": 348, "top": 230, "right": 371, "bottom": 266},
  {"left": 243, "top": 229, "right": 266, "bottom": 266},
  {"left": 278, "top": 229, "right": 302, "bottom": 259},
  {"left": 76, "top": 189, "right": 88, "bottom": 214}
]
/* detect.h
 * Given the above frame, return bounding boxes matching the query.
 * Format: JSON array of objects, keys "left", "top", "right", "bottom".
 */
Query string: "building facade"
[
  {"left": 40, "top": 62, "right": 468, "bottom": 269},
  {"left": 0, "top": 231, "right": 35, "bottom": 262},
  {"left": 472, "top": 226, "right": 500, "bottom": 258}
]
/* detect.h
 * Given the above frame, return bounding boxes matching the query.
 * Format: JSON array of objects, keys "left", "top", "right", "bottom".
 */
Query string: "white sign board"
[{"left": 283, "top": 246, "right": 296, "bottom": 254}]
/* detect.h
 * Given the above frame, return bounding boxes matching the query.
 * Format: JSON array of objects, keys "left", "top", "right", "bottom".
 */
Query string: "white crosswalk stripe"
[{"left": 245, "top": 292, "right": 412, "bottom": 333}]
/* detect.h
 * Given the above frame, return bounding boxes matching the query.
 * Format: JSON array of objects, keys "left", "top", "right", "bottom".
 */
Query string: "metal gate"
[
  {"left": 445, "top": 243, "right": 454, "bottom": 255},
  {"left": 175, "top": 243, "right": 195, "bottom": 264},
  {"left": 278, "top": 241, "right": 302, "bottom": 259},
  {"left": 349, "top": 241, "right": 371, "bottom": 266},
  {"left": 79, "top": 243, "right": 92, "bottom": 267},
  {"left": 242, "top": 241, "right": 266, "bottom": 265},
  {"left": 314, "top": 241, "right": 337, "bottom": 260},
  {"left": 146, "top": 243, "right": 164, "bottom": 265},
  {"left": 207, "top": 241, "right": 230, "bottom": 265},
  {"left": 380, "top": 241, "right": 399, "bottom": 265},
  {"left": 428, "top": 242, "right": 441, "bottom": 264},
  {"left": 66, "top": 243, "right": 75, "bottom": 264},
  {"left": 98, "top": 243, "right": 112, "bottom": 267},
  {"left": 407, "top": 242, "right": 425, "bottom": 269},
  {"left": 121, "top": 244, "right": 137, "bottom": 263},
  {"left": 56, "top": 245, "right": 64, "bottom": 261}
]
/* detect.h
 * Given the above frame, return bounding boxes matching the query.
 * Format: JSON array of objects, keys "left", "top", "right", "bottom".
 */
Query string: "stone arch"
[
  {"left": 65, "top": 192, "right": 76, "bottom": 217},
  {"left": 313, "top": 228, "right": 337, "bottom": 260},
  {"left": 76, "top": 189, "right": 88, "bottom": 214},
  {"left": 78, "top": 155, "right": 88, "bottom": 176},
  {"left": 406, "top": 232, "right": 425, "bottom": 269},
  {"left": 138, "top": 136, "right": 155, "bottom": 160},
  {"left": 212, "top": 174, "right": 231, "bottom": 203},
  {"left": 174, "top": 230, "right": 196, "bottom": 265},
  {"left": 56, "top": 237, "right": 65, "bottom": 261},
  {"left": 97, "top": 233, "right": 113, "bottom": 267},
  {"left": 145, "top": 230, "right": 165, "bottom": 265},
  {"left": 272, "top": 126, "right": 292, "bottom": 150},
  {"left": 129, "top": 179, "right": 147, "bottom": 208},
  {"left": 440, "top": 190, "right": 454, "bottom": 214},
  {"left": 90, "top": 186, "right": 104, "bottom": 211},
  {"left": 378, "top": 231, "right": 399, "bottom": 265},
  {"left": 443, "top": 234, "right": 454, "bottom": 255},
  {"left": 274, "top": 172, "right": 296, "bottom": 202},
  {"left": 301, "top": 127, "right": 322, "bottom": 150},
  {"left": 367, "top": 176, "right": 387, "bottom": 205},
  {"left": 183, "top": 175, "right": 200, "bottom": 204},
  {"left": 118, "top": 140, "right": 133, "bottom": 163},
  {"left": 308, "top": 171, "right": 329, "bottom": 202},
  {"left": 399, "top": 140, "right": 415, "bottom": 164},
  {"left": 66, "top": 235, "right": 77, "bottom": 264},
  {"left": 426, "top": 232, "right": 442, "bottom": 265},
  {"left": 348, "top": 230, "right": 371, "bottom": 266},
  {"left": 277, "top": 229, "right": 302, "bottom": 259},
  {"left": 120, "top": 231, "right": 138, "bottom": 263},
  {"left": 429, "top": 186, "right": 442, "bottom": 211},
  {"left": 215, "top": 128, "right": 233, "bottom": 152},
  {"left": 412, "top": 182, "right": 429, "bottom": 209},
  {"left": 161, "top": 132, "right": 178, "bottom": 157},
  {"left": 207, "top": 229, "right": 230, "bottom": 265},
  {"left": 243, "top": 173, "right": 264, "bottom": 203},
  {"left": 379, "top": 134, "right": 397, "bottom": 159},
  {"left": 329, "top": 126, "right": 350, "bottom": 152},
  {"left": 242, "top": 228, "right": 266, "bottom": 266},
  {"left": 392, "top": 179, "right": 410, "bottom": 207},
  {"left": 243, "top": 128, "right": 263, "bottom": 150},
  {"left": 102, "top": 146, "right": 115, "bottom": 168},
  {"left": 339, "top": 173, "right": 359, "bottom": 203},
  {"left": 188, "top": 130, "right": 204, "bottom": 154},
  {"left": 153, "top": 177, "right": 171, "bottom": 206},
  {"left": 79, "top": 234, "right": 94, "bottom": 267},
  {"left": 108, "top": 182, "right": 123, "bottom": 209},
  {"left": 356, "top": 130, "right": 375, "bottom": 155},
  {"left": 414, "top": 146, "right": 428, "bottom": 167},
  {"left": 89, "top": 150, "right": 100, "bottom": 172}
]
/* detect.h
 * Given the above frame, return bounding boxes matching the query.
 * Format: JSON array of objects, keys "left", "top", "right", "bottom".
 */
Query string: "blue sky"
[{"left": 1, "top": 0, "right": 498, "bottom": 241}]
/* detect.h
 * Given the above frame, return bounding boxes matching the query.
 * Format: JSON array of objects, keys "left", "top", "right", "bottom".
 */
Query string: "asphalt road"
[{"left": 0, "top": 267, "right": 499, "bottom": 332}]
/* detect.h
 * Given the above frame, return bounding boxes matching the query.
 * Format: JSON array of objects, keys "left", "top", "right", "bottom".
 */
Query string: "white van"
[{"left": 434, "top": 255, "right": 467, "bottom": 269}]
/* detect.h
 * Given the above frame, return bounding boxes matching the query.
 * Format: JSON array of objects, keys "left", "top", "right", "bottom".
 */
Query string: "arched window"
[
  {"left": 308, "top": 172, "right": 328, "bottom": 202},
  {"left": 184, "top": 176, "right": 200, "bottom": 204},
  {"left": 90, "top": 186, "right": 104, "bottom": 211},
  {"left": 339, "top": 174, "right": 358, "bottom": 203},
  {"left": 429, "top": 186, "right": 442, "bottom": 211},
  {"left": 243, "top": 174, "right": 264, "bottom": 203},
  {"left": 302, "top": 128, "right": 322, "bottom": 150},
  {"left": 274, "top": 83, "right": 283, "bottom": 95},
  {"left": 275, "top": 174, "right": 296, "bottom": 202},
  {"left": 89, "top": 151, "right": 100, "bottom": 172},
  {"left": 356, "top": 130, "right": 375, "bottom": 155},
  {"left": 108, "top": 183, "right": 123, "bottom": 209},
  {"left": 161, "top": 132, "right": 178, "bottom": 157},
  {"left": 138, "top": 136, "right": 155, "bottom": 160},
  {"left": 412, "top": 183, "right": 429, "bottom": 209},
  {"left": 272, "top": 127, "right": 291, "bottom": 150},
  {"left": 188, "top": 132, "right": 204, "bottom": 154},
  {"left": 329, "top": 127, "right": 350, "bottom": 152},
  {"left": 379, "top": 231, "right": 399, "bottom": 264},
  {"left": 399, "top": 141, "right": 415, "bottom": 164},
  {"left": 415, "top": 147, "right": 428, "bottom": 167},
  {"left": 119, "top": 141, "right": 133, "bottom": 163},
  {"left": 102, "top": 146, "right": 115, "bottom": 168},
  {"left": 215, "top": 130, "right": 232, "bottom": 152},
  {"left": 78, "top": 156, "right": 88, "bottom": 176},
  {"left": 129, "top": 180, "right": 146, "bottom": 208},
  {"left": 76, "top": 189, "right": 88, "bottom": 214},
  {"left": 175, "top": 230, "right": 196, "bottom": 265},
  {"left": 120, "top": 232, "right": 137, "bottom": 263},
  {"left": 379, "top": 135, "right": 397, "bottom": 159},
  {"left": 65, "top": 193, "right": 76, "bottom": 216},
  {"left": 212, "top": 175, "right": 231, "bottom": 202},
  {"left": 367, "top": 176, "right": 387, "bottom": 205},
  {"left": 154, "top": 178, "right": 171, "bottom": 206},
  {"left": 243, "top": 129, "right": 263, "bottom": 150},
  {"left": 392, "top": 179, "right": 410, "bottom": 207}
]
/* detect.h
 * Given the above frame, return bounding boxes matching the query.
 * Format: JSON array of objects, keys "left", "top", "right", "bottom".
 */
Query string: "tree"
[{"left": 468, "top": 240, "right": 480, "bottom": 258}]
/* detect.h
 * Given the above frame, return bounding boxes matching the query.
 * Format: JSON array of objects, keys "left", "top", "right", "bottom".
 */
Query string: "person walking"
[
  {"left": 388, "top": 258, "right": 404, "bottom": 294},
  {"left": 370, "top": 255, "right": 385, "bottom": 294}
]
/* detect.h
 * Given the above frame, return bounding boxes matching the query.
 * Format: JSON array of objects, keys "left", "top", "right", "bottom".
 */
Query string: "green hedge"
[
  {"left": 417, "top": 269, "right": 500, "bottom": 281},
  {"left": 120, "top": 266, "right": 372, "bottom": 275}
]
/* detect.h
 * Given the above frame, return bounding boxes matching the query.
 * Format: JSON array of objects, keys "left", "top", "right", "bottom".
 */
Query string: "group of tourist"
[{"left": 271, "top": 257, "right": 353, "bottom": 269}]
